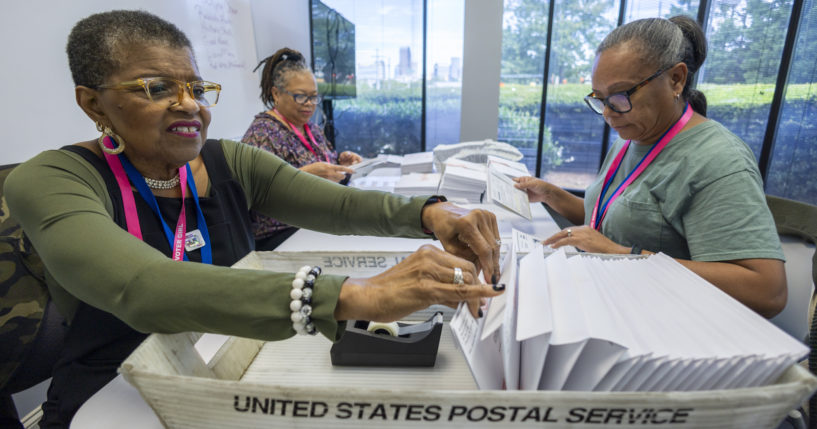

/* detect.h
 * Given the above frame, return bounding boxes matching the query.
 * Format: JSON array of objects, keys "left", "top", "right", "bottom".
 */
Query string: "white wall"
[
  {"left": 0, "top": 0, "right": 308, "bottom": 166},
  {"left": 459, "top": 0, "right": 503, "bottom": 142},
  {"left": 0, "top": 1, "right": 503, "bottom": 166},
  {"left": 250, "top": 0, "right": 311, "bottom": 67},
  {"left": 2, "top": 0, "right": 307, "bottom": 417}
]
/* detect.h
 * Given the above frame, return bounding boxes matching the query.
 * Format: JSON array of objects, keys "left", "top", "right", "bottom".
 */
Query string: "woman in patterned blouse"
[{"left": 242, "top": 47, "right": 362, "bottom": 250}]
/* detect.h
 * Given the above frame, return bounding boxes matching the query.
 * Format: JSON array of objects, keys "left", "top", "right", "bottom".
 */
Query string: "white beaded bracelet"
[{"left": 290, "top": 265, "right": 320, "bottom": 335}]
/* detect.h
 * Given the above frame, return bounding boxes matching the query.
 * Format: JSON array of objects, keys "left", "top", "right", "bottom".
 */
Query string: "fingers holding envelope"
[{"left": 334, "top": 245, "right": 503, "bottom": 322}]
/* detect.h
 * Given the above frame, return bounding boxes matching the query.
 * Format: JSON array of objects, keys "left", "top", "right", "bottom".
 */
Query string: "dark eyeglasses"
[
  {"left": 584, "top": 68, "right": 666, "bottom": 115},
  {"left": 278, "top": 88, "right": 322, "bottom": 105}
]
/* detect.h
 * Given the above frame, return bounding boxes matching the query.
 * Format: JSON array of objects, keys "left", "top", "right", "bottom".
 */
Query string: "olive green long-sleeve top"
[{"left": 4, "top": 139, "right": 430, "bottom": 341}]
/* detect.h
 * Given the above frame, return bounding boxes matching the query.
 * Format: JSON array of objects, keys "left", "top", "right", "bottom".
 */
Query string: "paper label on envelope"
[{"left": 485, "top": 167, "right": 532, "bottom": 220}]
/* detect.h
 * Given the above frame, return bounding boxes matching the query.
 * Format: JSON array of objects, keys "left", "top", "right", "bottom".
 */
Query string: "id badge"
[{"left": 185, "top": 229, "right": 206, "bottom": 252}]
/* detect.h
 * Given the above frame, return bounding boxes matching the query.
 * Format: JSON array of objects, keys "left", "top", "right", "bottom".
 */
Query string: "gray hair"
[
  {"left": 67, "top": 10, "right": 193, "bottom": 88},
  {"left": 597, "top": 15, "right": 708, "bottom": 115},
  {"left": 254, "top": 47, "right": 312, "bottom": 109}
]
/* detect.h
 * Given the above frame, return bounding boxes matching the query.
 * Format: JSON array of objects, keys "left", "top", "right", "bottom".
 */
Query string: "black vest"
[{"left": 41, "top": 141, "right": 254, "bottom": 428}]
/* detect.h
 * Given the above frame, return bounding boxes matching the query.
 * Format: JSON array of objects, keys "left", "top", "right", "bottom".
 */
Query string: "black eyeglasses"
[
  {"left": 584, "top": 68, "right": 666, "bottom": 115},
  {"left": 278, "top": 88, "right": 322, "bottom": 105}
]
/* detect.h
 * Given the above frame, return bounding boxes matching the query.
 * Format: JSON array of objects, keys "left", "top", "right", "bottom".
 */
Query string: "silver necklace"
[{"left": 143, "top": 174, "right": 181, "bottom": 190}]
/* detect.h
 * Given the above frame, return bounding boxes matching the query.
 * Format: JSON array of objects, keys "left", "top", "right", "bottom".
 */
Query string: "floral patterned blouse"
[{"left": 241, "top": 111, "right": 339, "bottom": 239}]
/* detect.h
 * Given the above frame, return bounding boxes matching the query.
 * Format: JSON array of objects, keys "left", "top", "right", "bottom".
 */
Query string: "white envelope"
[
  {"left": 485, "top": 166, "right": 532, "bottom": 220},
  {"left": 588, "top": 258, "right": 673, "bottom": 391},
  {"left": 539, "top": 250, "right": 592, "bottom": 391},
  {"left": 501, "top": 244, "right": 520, "bottom": 389},
  {"left": 559, "top": 254, "right": 627, "bottom": 391},
  {"left": 516, "top": 244, "right": 552, "bottom": 390},
  {"left": 512, "top": 228, "right": 539, "bottom": 256},
  {"left": 480, "top": 249, "right": 516, "bottom": 341},
  {"left": 450, "top": 302, "right": 504, "bottom": 390}
]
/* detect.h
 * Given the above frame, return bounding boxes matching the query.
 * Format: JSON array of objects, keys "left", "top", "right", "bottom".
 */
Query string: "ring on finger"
[
  {"left": 453, "top": 267, "right": 464, "bottom": 285},
  {"left": 495, "top": 239, "right": 502, "bottom": 246},
  {"left": 566, "top": 228, "right": 573, "bottom": 238}
]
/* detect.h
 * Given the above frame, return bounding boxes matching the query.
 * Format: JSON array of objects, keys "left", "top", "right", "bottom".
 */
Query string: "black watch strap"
[{"left": 421, "top": 195, "right": 448, "bottom": 239}]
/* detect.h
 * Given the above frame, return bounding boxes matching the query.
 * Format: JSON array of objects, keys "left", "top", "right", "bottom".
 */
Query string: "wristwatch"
[{"left": 421, "top": 195, "right": 448, "bottom": 239}]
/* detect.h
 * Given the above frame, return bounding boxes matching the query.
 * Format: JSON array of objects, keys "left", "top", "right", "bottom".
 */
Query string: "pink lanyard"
[
  {"left": 169, "top": 176, "right": 188, "bottom": 261},
  {"left": 590, "top": 104, "right": 693, "bottom": 230},
  {"left": 101, "top": 137, "right": 188, "bottom": 261},
  {"left": 273, "top": 108, "right": 330, "bottom": 163}
]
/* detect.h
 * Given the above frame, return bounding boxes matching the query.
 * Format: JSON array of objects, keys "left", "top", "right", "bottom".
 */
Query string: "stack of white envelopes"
[
  {"left": 400, "top": 151, "right": 435, "bottom": 174},
  {"left": 451, "top": 235, "right": 808, "bottom": 392},
  {"left": 348, "top": 155, "right": 404, "bottom": 180},
  {"left": 393, "top": 172, "right": 442, "bottom": 197},
  {"left": 437, "top": 158, "right": 487, "bottom": 203}
]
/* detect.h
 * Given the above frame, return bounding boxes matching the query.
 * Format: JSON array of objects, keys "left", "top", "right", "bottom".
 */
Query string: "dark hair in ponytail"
[
  {"left": 254, "top": 47, "right": 311, "bottom": 108},
  {"left": 597, "top": 15, "right": 708, "bottom": 116},
  {"left": 669, "top": 15, "right": 707, "bottom": 116}
]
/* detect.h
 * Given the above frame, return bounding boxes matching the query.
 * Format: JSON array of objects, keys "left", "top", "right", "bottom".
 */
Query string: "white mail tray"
[{"left": 118, "top": 251, "right": 817, "bottom": 428}]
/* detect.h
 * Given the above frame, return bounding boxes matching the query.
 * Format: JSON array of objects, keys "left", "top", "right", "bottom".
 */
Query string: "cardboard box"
[{"left": 119, "top": 251, "right": 817, "bottom": 428}]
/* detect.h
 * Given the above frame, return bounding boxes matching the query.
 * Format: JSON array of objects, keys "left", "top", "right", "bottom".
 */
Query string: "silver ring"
[
  {"left": 453, "top": 267, "right": 464, "bottom": 285},
  {"left": 495, "top": 239, "right": 502, "bottom": 246},
  {"left": 566, "top": 228, "right": 573, "bottom": 238}
]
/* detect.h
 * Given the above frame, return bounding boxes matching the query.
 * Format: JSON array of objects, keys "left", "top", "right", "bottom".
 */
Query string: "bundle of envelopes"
[
  {"left": 437, "top": 158, "right": 487, "bottom": 203},
  {"left": 486, "top": 155, "right": 530, "bottom": 178},
  {"left": 393, "top": 172, "right": 442, "bottom": 197},
  {"left": 432, "top": 139, "right": 523, "bottom": 172},
  {"left": 400, "top": 151, "right": 435, "bottom": 174},
  {"left": 348, "top": 154, "right": 404, "bottom": 180},
  {"left": 451, "top": 234, "right": 808, "bottom": 391}
]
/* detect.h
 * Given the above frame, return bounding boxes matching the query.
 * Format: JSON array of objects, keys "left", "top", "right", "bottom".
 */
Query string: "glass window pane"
[
  {"left": 498, "top": 0, "right": 549, "bottom": 175},
  {"left": 623, "top": 0, "right": 699, "bottom": 22},
  {"left": 698, "top": 0, "right": 793, "bottom": 160},
  {"left": 767, "top": 0, "right": 817, "bottom": 205},
  {"left": 322, "top": 0, "right": 423, "bottom": 157},
  {"left": 426, "top": 0, "right": 464, "bottom": 150},
  {"left": 608, "top": 1, "right": 701, "bottom": 145},
  {"left": 541, "top": 0, "right": 619, "bottom": 189}
]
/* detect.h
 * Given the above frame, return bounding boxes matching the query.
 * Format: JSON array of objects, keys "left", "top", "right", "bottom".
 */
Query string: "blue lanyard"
[
  {"left": 118, "top": 155, "right": 212, "bottom": 264},
  {"left": 593, "top": 105, "right": 689, "bottom": 229},
  {"left": 593, "top": 142, "right": 661, "bottom": 228},
  {"left": 594, "top": 153, "right": 627, "bottom": 228}
]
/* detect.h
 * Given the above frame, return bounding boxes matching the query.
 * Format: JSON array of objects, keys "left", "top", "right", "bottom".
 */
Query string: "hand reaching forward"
[
  {"left": 338, "top": 151, "right": 362, "bottom": 166},
  {"left": 513, "top": 176, "right": 556, "bottom": 204},
  {"left": 544, "top": 225, "right": 630, "bottom": 254},
  {"left": 334, "top": 245, "right": 503, "bottom": 321},
  {"left": 300, "top": 161, "right": 355, "bottom": 183},
  {"left": 420, "top": 201, "right": 501, "bottom": 284}
]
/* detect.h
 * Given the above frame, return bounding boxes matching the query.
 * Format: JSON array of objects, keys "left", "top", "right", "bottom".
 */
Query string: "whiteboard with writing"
[{"left": 0, "top": 0, "right": 264, "bottom": 164}]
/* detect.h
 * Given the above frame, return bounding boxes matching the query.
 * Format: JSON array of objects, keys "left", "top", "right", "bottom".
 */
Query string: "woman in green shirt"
[{"left": 515, "top": 16, "right": 786, "bottom": 318}]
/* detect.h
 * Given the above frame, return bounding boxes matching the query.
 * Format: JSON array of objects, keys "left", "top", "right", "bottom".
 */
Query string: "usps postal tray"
[{"left": 119, "top": 251, "right": 817, "bottom": 428}]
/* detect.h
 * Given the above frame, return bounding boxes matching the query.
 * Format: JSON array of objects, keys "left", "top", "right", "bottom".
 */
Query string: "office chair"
[
  {"left": 765, "top": 195, "right": 817, "bottom": 429},
  {"left": 0, "top": 163, "right": 66, "bottom": 428},
  {"left": 767, "top": 195, "right": 817, "bottom": 342}
]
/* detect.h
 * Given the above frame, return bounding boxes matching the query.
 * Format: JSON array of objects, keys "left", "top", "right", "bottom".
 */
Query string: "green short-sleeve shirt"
[{"left": 584, "top": 120, "right": 783, "bottom": 262}]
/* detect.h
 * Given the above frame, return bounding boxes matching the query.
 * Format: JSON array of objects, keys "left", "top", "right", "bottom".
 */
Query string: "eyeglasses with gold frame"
[{"left": 97, "top": 77, "right": 221, "bottom": 107}]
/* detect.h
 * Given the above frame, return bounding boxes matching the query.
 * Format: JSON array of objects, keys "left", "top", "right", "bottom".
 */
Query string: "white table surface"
[
  {"left": 70, "top": 202, "right": 559, "bottom": 428},
  {"left": 276, "top": 202, "right": 560, "bottom": 253}
]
